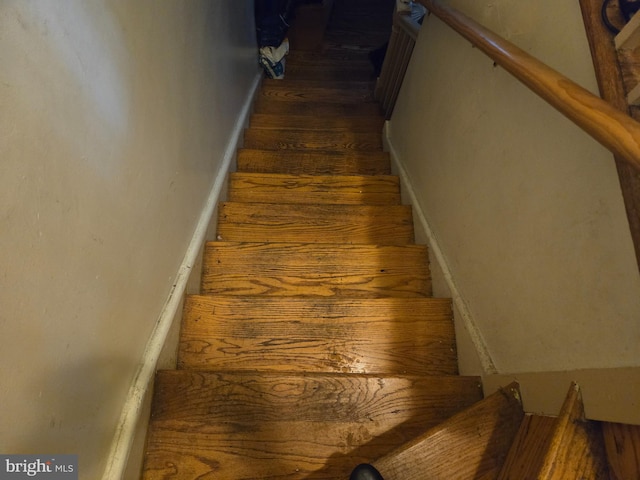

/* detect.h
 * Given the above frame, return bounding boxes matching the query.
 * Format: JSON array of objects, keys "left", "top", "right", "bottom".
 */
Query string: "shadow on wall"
[{"left": 14, "top": 355, "right": 135, "bottom": 478}]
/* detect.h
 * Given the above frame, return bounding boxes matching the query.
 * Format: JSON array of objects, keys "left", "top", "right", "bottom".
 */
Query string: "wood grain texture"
[
  {"left": 418, "top": 0, "right": 640, "bottom": 171},
  {"left": 603, "top": 421, "right": 640, "bottom": 480},
  {"left": 249, "top": 113, "right": 385, "bottom": 132},
  {"left": 538, "top": 383, "right": 609, "bottom": 479},
  {"left": 243, "top": 128, "right": 383, "bottom": 152},
  {"left": 142, "top": 4, "right": 480, "bottom": 478},
  {"left": 200, "top": 241, "right": 431, "bottom": 297},
  {"left": 499, "top": 383, "right": 610, "bottom": 479},
  {"left": 178, "top": 295, "right": 457, "bottom": 375},
  {"left": 143, "top": 421, "right": 434, "bottom": 480},
  {"left": 150, "top": 371, "right": 481, "bottom": 425},
  {"left": 253, "top": 97, "right": 381, "bottom": 116},
  {"left": 143, "top": 372, "right": 481, "bottom": 479},
  {"left": 258, "top": 85, "right": 374, "bottom": 104},
  {"left": 579, "top": 0, "right": 640, "bottom": 275},
  {"left": 217, "top": 202, "right": 414, "bottom": 245},
  {"left": 228, "top": 173, "right": 400, "bottom": 205},
  {"left": 262, "top": 79, "right": 375, "bottom": 91},
  {"left": 498, "top": 414, "right": 557, "bottom": 479},
  {"left": 374, "top": 383, "right": 524, "bottom": 480},
  {"left": 236, "top": 149, "right": 391, "bottom": 176}
]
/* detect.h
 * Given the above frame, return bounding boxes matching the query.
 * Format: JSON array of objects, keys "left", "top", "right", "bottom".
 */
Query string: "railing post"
[{"left": 375, "top": 12, "right": 422, "bottom": 119}]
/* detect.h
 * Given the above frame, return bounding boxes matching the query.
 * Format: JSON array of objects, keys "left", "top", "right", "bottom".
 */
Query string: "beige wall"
[
  {"left": 389, "top": 0, "right": 640, "bottom": 376},
  {"left": 0, "top": 1, "right": 258, "bottom": 478}
]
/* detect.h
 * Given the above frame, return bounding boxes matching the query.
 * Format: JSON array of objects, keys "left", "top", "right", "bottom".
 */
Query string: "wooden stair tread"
[
  {"left": 150, "top": 371, "right": 482, "bottom": 424},
  {"left": 374, "top": 382, "right": 524, "bottom": 480},
  {"left": 498, "top": 414, "right": 557, "bottom": 478},
  {"left": 253, "top": 97, "right": 381, "bottom": 116},
  {"left": 262, "top": 78, "right": 375, "bottom": 91},
  {"left": 237, "top": 149, "right": 391, "bottom": 176},
  {"left": 602, "top": 422, "right": 640, "bottom": 480},
  {"left": 498, "top": 383, "right": 610, "bottom": 479},
  {"left": 259, "top": 78, "right": 375, "bottom": 96},
  {"left": 144, "top": 421, "right": 441, "bottom": 480},
  {"left": 228, "top": 172, "right": 400, "bottom": 205},
  {"left": 217, "top": 202, "right": 414, "bottom": 245},
  {"left": 143, "top": 372, "right": 481, "bottom": 479},
  {"left": 249, "top": 113, "right": 385, "bottom": 132},
  {"left": 201, "top": 241, "right": 431, "bottom": 297},
  {"left": 284, "top": 64, "right": 374, "bottom": 82},
  {"left": 178, "top": 295, "right": 457, "bottom": 375},
  {"left": 243, "top": 128, "right": 383, "bottom": 152},
  {"left": 259, "top": 85, "right": 374, "bottom": 104}
]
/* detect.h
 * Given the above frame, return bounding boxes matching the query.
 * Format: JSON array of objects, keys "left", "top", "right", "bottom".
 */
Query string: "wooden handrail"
[{"left": 416, "top": 0, "right": 640, "bottom": 172}]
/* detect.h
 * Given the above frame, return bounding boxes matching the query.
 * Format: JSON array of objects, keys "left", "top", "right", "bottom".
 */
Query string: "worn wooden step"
[
  {"left": 374, "top": 382, "right": 524, "bottom": 480},
  {"left": 237, "top": 149, "right": 391, "bottom": 176},
  {"left": 243, "top": 128, "right": 383, "bottom": 152},
  {"left": 263, "top": 78, "right": 375, "bottom": 91},
  {"left": 217, "top": 202, "right": 414, "bottom": 245},
  {"left": 228, "top": 173, "right": 399, "bottom": 205},
  {"left": 284, "top": 63, "right": 374, "bottom": 82},
  {"left": 200, "top": 242, "right": 431, "bottom": 297},
  {"left": 498, "top": 383, "right": 610, "bottom": 479},
  {"left": 498, "top": 414, "right": 557, "bottom": 478},
  {"left": 142, "top": 372, "right": 482, "bottom": 479},
  {"left": 602, "top": 421, "right": 640, "bottom": 480},
  {"left": 259, "top": 85, "right": 374, "bottom": 104},
  {"left": 178, "top": 295, "right": 458, "bottom": 375},
  {"left": 249, "top": 113, "right": 385, "bottom": 132},
  {"left": 253, "top": 97, "right": 381, "bottom": 116}
]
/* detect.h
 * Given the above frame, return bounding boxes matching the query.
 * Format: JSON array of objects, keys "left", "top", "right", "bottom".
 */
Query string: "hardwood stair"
[
  {"left": 141, "top": 1, "right": 640, "bottom": 478},
  {"left": 141, "top": 1, "right": 486, "bottom": 477},
  {"left": 200, "top": 242, "right": 432, "bottom": 298},
  {"left": 498, "top": 383, "right": 610, "bottom": 479},
  {"left": 372, "top": 383, "right": 525, "bottom": 479}
]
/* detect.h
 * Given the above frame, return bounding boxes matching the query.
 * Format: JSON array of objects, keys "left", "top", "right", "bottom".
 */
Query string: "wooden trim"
[
  {"left": 579, "top": 0, "right": 640, "bottom": 273},
  {"left": 482, "top": 367, "right": 640, "bottom": 425},
  {"left": 415, "top": 0, "right": 640, "bottom": 173}
]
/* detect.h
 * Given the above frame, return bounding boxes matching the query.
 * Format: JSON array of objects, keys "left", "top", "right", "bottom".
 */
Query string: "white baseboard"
[
  {"left": 101, "top": 72, "right": 262, "bottom": 480},
  {"left": 383, "top": 121, "right": 497, "bottom": 375}
]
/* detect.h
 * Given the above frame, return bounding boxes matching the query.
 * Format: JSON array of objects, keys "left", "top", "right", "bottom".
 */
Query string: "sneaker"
[{"left": 350, "top": 463, "right": 385, "bottom": 480}]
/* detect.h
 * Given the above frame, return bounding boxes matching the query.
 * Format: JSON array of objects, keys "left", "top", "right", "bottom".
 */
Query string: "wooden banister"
[
  {"left": 416, "top": 0, "right": 640, "bottom": 173},
  {"left": 375, "top": 12, "right": 422, "bottom": 118}
]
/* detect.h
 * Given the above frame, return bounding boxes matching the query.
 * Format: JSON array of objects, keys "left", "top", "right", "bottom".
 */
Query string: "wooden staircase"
[{"left": 140, "top": 1, "right": 640, "bottom": 478}]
